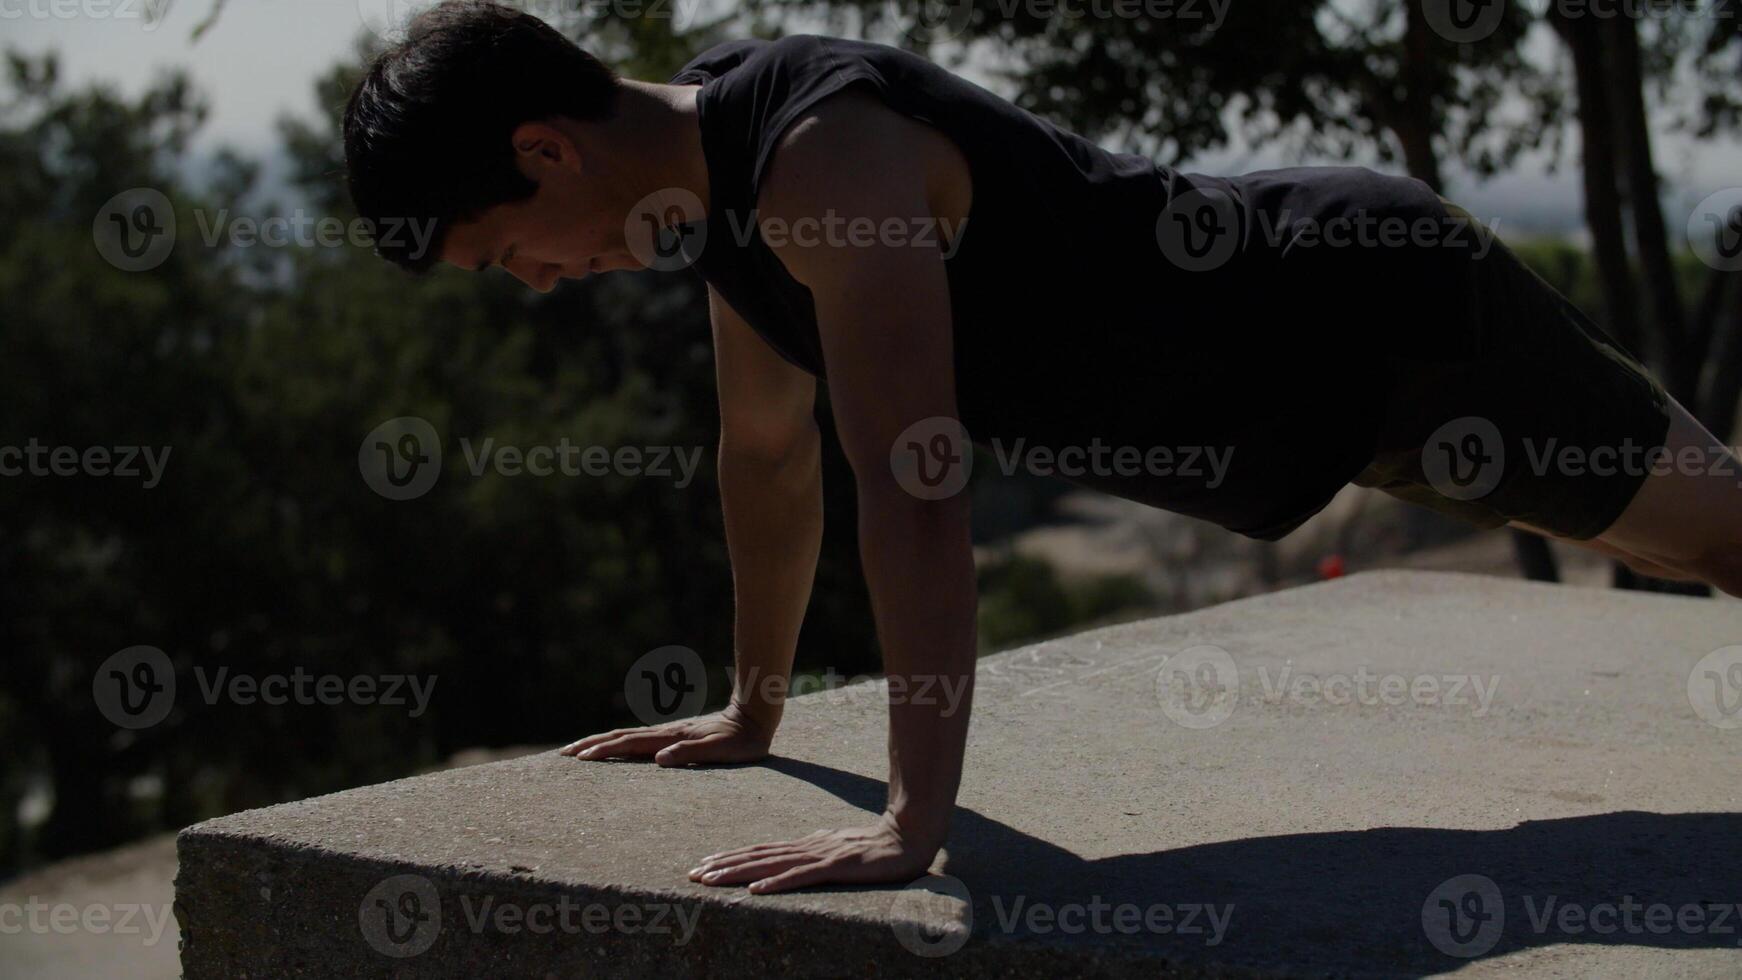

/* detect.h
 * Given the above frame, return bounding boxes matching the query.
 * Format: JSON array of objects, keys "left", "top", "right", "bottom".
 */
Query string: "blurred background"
[{"left": 1, "top": 0, "right": 1739, "bottom": 970}]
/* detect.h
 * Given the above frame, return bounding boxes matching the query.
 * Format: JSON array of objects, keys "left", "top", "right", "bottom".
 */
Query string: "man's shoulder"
[
  {"left": 668, "top": 34, "right": 839, "bottom": 85},
  {"left": 668, "top": 38, "right": 763, "bottom": 84}
]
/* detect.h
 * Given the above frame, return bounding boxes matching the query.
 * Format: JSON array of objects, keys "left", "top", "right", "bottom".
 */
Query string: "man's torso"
[{"left": 669, "top": 35, "right": 1480, "bottom": 539}]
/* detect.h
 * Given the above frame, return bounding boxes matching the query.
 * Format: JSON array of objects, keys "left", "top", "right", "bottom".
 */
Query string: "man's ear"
[{"left": 509, "top": 121, "right": 579, "bottom": 176}]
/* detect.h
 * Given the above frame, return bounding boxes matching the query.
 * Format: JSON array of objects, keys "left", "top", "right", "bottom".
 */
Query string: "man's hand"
[
  {"left": 560, "top": 702, "right": 774, "bottom": 767},
  {"left": 688, "top": 812, "right": 938, "bottom": 894}
]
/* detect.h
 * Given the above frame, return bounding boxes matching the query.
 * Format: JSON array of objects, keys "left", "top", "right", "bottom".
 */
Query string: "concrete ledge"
[{"left": 176, "top": 572, "right": 1742, "bottom": 977}]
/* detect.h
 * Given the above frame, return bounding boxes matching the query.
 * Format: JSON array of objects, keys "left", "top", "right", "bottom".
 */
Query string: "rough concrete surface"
[{"left": 175, "top": 571, "right": 1742, "bottom": 978}]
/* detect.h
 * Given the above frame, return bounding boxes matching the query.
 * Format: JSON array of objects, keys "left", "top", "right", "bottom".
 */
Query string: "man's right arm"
[
  {"left": 562, "top": 285, "right": 821, "bottom": 764},
  {"left": 710, "top": 284, "right": 823, "bottom": 736}
]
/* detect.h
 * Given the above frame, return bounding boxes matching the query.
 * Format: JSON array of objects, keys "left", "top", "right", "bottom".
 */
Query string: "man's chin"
[{"left": 577, "top": 253, "right": 624, "bottom": 277}]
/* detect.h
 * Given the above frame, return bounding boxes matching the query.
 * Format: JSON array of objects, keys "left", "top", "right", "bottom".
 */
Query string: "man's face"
[{"left": 439, "top": 122, "right": 642, "bottom": 292}]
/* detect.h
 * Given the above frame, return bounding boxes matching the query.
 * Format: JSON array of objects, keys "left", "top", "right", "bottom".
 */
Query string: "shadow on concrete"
[{"left": 765, "top": 757, "right": 1742, "bottom": 975}]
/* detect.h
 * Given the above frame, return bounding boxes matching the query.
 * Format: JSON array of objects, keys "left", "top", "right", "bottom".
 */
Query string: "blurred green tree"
[{"left": 0, "top": 41, "right": 886, "bottom": 873}]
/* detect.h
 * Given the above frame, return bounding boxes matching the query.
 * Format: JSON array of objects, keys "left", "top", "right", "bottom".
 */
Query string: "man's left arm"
[{"left": 686, "top": 91, "right": 978, "bottom": 894}]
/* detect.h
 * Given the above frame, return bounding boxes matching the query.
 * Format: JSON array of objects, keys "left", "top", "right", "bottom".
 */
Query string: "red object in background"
[{"left": 1317, "top": 554, "right": 1346, "bottom": 580}]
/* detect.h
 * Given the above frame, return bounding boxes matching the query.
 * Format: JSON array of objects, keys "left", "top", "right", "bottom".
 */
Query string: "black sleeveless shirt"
[{"left": 669, "top": 35, "right": 1477, "bottom": 540}]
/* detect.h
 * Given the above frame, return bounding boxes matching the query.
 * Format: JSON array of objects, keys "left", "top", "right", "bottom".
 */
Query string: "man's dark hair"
[{"left": 343, "top": 1, "right": 619, "bottom": 272}]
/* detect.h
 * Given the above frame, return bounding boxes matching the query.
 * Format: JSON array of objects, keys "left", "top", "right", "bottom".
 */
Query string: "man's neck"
[{"left": 574, "top": 78, "right": 711, "bottom": 223}]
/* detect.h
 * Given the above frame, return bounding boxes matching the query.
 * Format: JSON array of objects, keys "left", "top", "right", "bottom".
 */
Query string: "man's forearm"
[
  {"left": 718, "top": 428, "right": 824, "bottom": 732},
  {"left": 857, "top": 487, "right": 978, "bottom": 850}
]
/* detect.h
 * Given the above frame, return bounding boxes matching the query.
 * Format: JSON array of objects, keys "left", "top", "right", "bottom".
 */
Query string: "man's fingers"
[
  {"left": 694, "top": 853, "right": 812, "bottom": 885},
  {"left": 654, "top": 732, "right": 732, "bottom": 767},
  {"left": 698, "top": 839, "right": 803, "bottom": 866},
  {"left": 560, "top": 728, "right": 643, "bottom": 756},
  {"left": 690, "top": 844, "right": 802, "bottom": 879},
  {"left": 571, "top": 731, "right": 683, "bottom": 759},
  {"left": 748, "top": 860, "right": 838, "bottom": 894}
]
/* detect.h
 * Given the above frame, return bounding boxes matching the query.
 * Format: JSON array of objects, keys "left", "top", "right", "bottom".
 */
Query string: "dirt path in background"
[
  {"left": 0, "top": 746, "right": 552, "bottom": 979},
  {"left": 0, "top": 835, "right": 180, "bottom": 980}
]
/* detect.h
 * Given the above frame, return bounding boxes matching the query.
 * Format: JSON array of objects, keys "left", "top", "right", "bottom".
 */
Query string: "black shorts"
[{"left": 1353, "top": 203, "right": 1673, "bottom": 540}]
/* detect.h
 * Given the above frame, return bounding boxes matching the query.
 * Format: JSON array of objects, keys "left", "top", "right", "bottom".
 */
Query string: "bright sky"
[
  {"left": 6, "top": 0, "right": 366, "bottom": 153},
  {"left": 7, "top": 0, "right": 1738, "bottom": 237}
]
